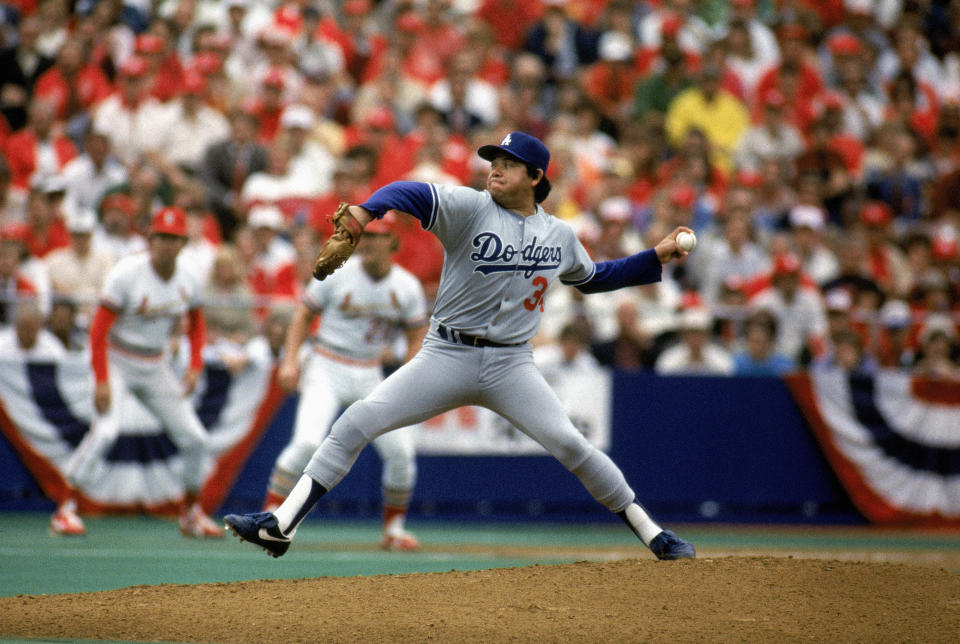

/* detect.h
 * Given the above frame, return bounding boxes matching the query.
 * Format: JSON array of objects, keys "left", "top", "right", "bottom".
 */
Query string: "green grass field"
[{"left": 2, "top": 512, "right": 959, "bottom": 600}]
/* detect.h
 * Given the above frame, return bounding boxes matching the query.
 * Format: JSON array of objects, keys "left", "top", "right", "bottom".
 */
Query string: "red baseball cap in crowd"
[
  {"left": 661, "top": 13, "right": 682, "bottom": 38},
  {"left": 828, "top": 33, "right": 863, "bottom": 56},
  {"left": 100, "top": 193, "right": 137, "bottom": 216},
  {"left": 773, "top": 252, "right": 802, "bottom": 276},
  {"left": 932, "top": 227, "right": 959, "bottom": 260},
  {"left": 262, "top": 67, "right": 287, "bottom": 89},
  {"left": 135, "top": 34, "right": 165, "bottom": 55},
  {"left": 150, "top": 206, "right": 188, "bottom": 237},
  {"left": 119, "top": 56, "right": 150, "bottom": 78},
  {"left": 0, "top": 222, "right": 29, "bottom": 242},
  {"left": 343, "top": 0, "right": 370, "bottom": 15},
  {"left": 365, "top": 106, "right": 396, "bottom": 131},
  {"left": 396, "top": 11, "right": 426, "bottom": 33},
  {"left": 735, "top": 169, "right": 763, "bottom": 188},
  {"left": 860, "top": 201, "right": 892, "bottom": 227},
  {"left": 762, "top": 89, "right": 786, "bottom": 109},
  {"left": 820, "top": 92, "right": 845, "bottom": 111},
  {"left": 669, "top": 184, "right": 696, "bottom": 209},
  {"left": 191, "top": 52, "right": 223, "bottom": 75},
  {"left": 182, "top": 71, "right": 207, "bottom": 94}
]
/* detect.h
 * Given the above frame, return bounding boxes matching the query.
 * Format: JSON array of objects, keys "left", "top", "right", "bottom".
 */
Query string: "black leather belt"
[{"left": 437, "top": 324, "right": 523, "bottom": 348}]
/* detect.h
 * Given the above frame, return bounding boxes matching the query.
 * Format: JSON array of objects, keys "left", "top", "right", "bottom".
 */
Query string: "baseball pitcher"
[{"left": 225, "top": 131, "right": 696, "bottom": 560}]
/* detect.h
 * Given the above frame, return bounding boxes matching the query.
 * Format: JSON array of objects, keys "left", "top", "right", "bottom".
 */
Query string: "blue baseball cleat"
[
  {"left": 224, "top": 511, "right": 292, "bottom": 558},
  {"left": 649, "top": 529, "right": 696, "bottom": 560}
]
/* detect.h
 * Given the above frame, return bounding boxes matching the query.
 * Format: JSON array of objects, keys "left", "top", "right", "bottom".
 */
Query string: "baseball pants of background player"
[
  {"left": 304, "top": 333, "right": 635, "bottom": 513},
  {"left": 65, "top": 349, "right": 210, "bottom": 493},
  {"left": 271, "top": 350, "right": 415, "bottom": 506}
]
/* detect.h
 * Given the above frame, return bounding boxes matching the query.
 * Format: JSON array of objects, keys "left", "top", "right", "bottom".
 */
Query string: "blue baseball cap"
[{"left": 478, "top": 131, "right": 550, "bottom": 174}]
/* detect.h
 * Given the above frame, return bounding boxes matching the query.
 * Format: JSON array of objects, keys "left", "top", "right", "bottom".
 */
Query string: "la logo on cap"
[
  {"left": 165, "top": 212, "right": 175, "bottom": 225},
  {"left": 501, "top": 134, "right": 512, "bottom": 146}
]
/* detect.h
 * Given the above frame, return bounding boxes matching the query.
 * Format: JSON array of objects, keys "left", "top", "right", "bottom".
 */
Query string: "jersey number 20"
[{"left": 523, "top": 276, "right": 548, "bottom": 312}]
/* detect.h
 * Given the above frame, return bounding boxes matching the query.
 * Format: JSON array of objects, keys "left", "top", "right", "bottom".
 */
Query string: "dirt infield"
[{"left": 1, "top": 556, "right": 957, "bottom": 643}]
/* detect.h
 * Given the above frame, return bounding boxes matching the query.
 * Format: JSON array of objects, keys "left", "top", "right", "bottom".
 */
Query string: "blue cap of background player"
[{"left": 477, "top": 131, "right": 550, "bottom": 174}]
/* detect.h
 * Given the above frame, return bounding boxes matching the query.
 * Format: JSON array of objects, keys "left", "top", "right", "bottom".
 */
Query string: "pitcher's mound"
[{"left": 1, "top": 556, "right": 958, "bottom": 643}]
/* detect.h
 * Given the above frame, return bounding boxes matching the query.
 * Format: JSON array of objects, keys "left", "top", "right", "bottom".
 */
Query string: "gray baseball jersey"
[{"left": 362, "top": 182, "right": 596, "bottom": 344}]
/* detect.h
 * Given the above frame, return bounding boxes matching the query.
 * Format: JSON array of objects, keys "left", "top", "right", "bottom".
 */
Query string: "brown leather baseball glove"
[{"left": 312, "top": 202, "right": 363, "bottom": 280}]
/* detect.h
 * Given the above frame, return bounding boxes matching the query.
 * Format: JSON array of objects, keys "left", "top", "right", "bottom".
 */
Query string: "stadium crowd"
[{"left": 0, "top": 0, "right": 958, "bottom": 378}]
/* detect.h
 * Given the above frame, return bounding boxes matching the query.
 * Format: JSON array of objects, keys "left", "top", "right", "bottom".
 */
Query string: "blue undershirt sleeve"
[
  {"left": 358, "top": 181, "right": 435, "bottom": 227},
  {"left": 575, "top": 248, "right": 663, "bottom": 294}
]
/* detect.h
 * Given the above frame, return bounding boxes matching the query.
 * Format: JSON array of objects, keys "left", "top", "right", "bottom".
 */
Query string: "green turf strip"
[{"left": 1, "top": 512, "right": 957, "bottom": 599}]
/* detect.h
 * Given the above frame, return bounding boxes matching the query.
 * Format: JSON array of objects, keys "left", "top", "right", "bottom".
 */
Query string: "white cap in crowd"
[
  {"left": 597, "top": 196, "right": 632, "bottom": 223},
  {"left": 248, "top": 205, "right": 285, "bottom": 230},
  {"left": 920, "top": 313, "right": 957, "bottom": 344},
  {"left": 879, "top": 300, "right": 911, "bottom": 329},
  {"left": 788, "top": 205, "right": 826, "bottom": 231},
  {"left": 280, "top": 104, "right": 316, "bottom": 131},
  {"left": 824, "top": 289, "right": 852, "bottom": 313},
  {"left": 598, "top": 31, "right": 634, "bottom": 62},
  {"left": 65, "top": 208, "right": 98, "bottom": 234},
  {"left": 680, "top": 307, "right": 712, "bottom": 331}
]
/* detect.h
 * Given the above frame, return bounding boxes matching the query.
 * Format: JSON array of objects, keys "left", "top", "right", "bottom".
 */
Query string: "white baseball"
[{"left": 676, "top": 231, "right": 696, "bottom": 252}]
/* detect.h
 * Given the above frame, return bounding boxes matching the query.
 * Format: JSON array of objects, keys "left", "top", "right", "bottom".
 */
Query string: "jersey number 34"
[{"left": 523, "top": 276, "right": 548, "bottom": 312}]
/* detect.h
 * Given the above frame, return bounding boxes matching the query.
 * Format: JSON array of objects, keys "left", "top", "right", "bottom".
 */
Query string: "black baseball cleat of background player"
[
  {"left": 223, "top": 511, "right": 292, "bottom": 557},
  {"left": 649, "top": 529, "right": 696, "bottom": 560}
]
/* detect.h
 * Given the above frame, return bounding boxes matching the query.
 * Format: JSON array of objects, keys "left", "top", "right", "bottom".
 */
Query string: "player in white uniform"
[
  {"left": 265, "top": 215, "right": 428, "bottom": 550},
  {"left": 50, "top": 207, "right": 224, "bottom": 538},
  {"left": 225, "top": 132, "right": 696, "bottom": 560}
]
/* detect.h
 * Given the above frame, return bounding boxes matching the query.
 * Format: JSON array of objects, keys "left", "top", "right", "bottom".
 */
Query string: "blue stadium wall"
[{"left": 0, "top": 373, "right": 861, "bottom": 524}]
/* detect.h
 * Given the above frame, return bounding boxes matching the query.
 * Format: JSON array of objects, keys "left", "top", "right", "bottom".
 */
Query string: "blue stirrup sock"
[
  {"left": 273, "top": 475, "right": 327, "bottom": 535},
  {"left": 617, "top": 501, "right": 663, "bottom": 546}
]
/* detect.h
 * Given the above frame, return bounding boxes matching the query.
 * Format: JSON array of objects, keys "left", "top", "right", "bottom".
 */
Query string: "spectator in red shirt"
[
  {"left": 22, "top": 174, "right": 71, "bottom": 259},
  {"left": 475, "top": 0, "right": 543, "bottom": 51},
  {"left": 327, "top": 0, "right": 388, "bottom": 85},
  {"left": 3, "top": 98, "right": 76, "bottom": 193},
  {"left": 344, "top": 106, "right": 417, "bottom": 187},
  {"left": 581, "top": 31, "right": 638, "bottom": 127},
  {"left": 388, "top": 10, "right": 446, "bottom": 88},
  {"left": 754, "top": 23, "right": 823, "bottom": 119},
  {"left": 245, "top": 68, "right": 288, "bottom": 143},
  {"left": 465, "top": 21, "right": 510, "bottom": 88},
  {"left": 33, "top": 36, "right": 113, "bottom": 123},
  {"left": 135, "top": 32, "right": 185, "bottom": 103}
]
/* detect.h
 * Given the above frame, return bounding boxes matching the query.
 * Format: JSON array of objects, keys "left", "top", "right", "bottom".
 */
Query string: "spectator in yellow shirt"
[{"left": 665, "top": 64, "right": 750, "bottom": 174}]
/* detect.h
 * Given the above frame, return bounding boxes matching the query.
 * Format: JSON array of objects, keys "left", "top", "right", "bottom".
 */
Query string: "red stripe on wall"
[{"left": 910, "top": 377, "right": 960, "bottom": 406}]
